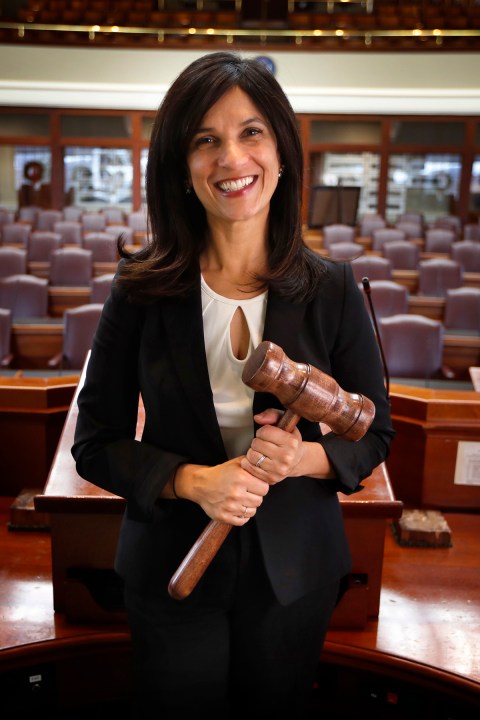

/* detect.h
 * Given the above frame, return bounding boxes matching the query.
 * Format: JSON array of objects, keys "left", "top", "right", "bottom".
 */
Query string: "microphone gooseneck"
[{"left": 361, "top": 276, "right": 390, "bottom": 401}]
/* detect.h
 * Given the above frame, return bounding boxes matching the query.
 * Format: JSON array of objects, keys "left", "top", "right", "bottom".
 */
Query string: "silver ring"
[{"left": 255, "top": 454, "right": 267, "bottom": 468}]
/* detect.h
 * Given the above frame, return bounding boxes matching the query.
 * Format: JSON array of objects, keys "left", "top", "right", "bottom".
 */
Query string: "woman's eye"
[
  {"left": 245, "top": 127, "right": 262, "bottom": 137},
  {"left": 195, "top": 136, "right": 215, "bottom": 147}
]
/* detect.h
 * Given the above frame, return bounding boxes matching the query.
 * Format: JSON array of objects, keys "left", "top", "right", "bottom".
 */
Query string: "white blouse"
[{"left": 201, "top": 275, "right": 267, "bottom": 459}]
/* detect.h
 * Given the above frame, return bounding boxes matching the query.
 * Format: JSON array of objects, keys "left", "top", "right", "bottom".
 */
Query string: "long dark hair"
[{"left": 117, "top": 51, "right": 326, "bottom": 302}]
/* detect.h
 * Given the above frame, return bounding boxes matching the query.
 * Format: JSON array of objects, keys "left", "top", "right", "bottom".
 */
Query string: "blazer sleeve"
[{"left": 71, "top": 280, "right": 189, "bottom": 520}]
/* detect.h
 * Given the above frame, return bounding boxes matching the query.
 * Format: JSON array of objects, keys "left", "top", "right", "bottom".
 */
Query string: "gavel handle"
[{"left": 167, "top": 408, "right": 301, "bottom": 600}]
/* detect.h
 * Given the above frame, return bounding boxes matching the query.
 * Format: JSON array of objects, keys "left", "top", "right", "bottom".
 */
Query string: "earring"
[
  {"left": 185, "top": 185, "right": 192, "bottom": 195},
  {"left": 278, "top": 165, "right": 285, "bottom": 179}
]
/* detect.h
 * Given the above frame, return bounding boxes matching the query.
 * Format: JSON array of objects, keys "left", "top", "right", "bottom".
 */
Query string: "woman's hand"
[
  {"left": 241, "top": 408, "right": 334, "bottom": 483},
  {"left": 173, "top": 457, "right": 270, "bottom": 525},
  {"left": 240, "top": 409, "right": 304, "bottom": 484}
]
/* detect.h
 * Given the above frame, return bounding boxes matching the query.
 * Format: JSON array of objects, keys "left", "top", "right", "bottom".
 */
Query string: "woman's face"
[{"left": 187, "top": 86, "right": 281, "bottom": 228}]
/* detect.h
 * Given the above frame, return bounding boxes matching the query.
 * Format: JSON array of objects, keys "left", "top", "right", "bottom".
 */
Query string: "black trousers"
[{"left": 124, "top": 522, "right": 340, "bottom": 720}]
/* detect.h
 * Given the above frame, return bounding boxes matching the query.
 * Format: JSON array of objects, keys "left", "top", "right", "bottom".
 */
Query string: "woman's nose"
[{"left": 217, "top": 140, "right": 246, "bottom": 167}]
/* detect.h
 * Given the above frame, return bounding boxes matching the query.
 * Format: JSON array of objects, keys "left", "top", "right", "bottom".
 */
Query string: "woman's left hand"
[{"left": 240, "top": 408, "right": 305, "bottom": 485}]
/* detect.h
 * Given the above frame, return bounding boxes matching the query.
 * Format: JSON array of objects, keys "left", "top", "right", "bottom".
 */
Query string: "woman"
[{"left": 72, "top": 51, "right": 394, "bottom": 719}]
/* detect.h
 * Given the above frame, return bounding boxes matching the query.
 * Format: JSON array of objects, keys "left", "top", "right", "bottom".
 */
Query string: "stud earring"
[
  {"left": 278, "top": 165, "right": 285, "bottom": 179},
  {"left": 185, "top": 185, "right": 192, "bottom": 195}
]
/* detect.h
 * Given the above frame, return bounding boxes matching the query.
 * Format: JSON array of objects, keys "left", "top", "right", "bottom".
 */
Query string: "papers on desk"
[{"left": 469, "top": 366, "right": 480, "bottom": 391}]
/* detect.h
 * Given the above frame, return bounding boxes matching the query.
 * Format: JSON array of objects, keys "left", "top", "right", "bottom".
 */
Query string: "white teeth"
[{"left": 218, "top": 176, "right": 254, "bottom": 192}]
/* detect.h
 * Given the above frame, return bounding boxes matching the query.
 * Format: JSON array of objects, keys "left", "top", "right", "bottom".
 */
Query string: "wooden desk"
[
  {"left": 387, "top": 383, "right": 480, "bottom": 510},
  {"left": 443, "top": 332, "right": 480, "bottom": 380},
  {"left": 1, "top": 498, "right": 478, "bottom": 714},
  {"left": 0, "top": 374, "right": 79, "bottom": 495},
  {"left": 322, "top": 511, "right": 480, "bottom": 713},
  {"left": 35, "top": 372, "right": 402, "bottom": 629},
  {"left": 48, "top": 287, "right": 91, "bottom": 317},
  {"left": 12, "top": 319, "right": 63, "bottom": 369},
  {"left": 392, "top": 270, "right": 480, "bottom": 294},
  {"left": 392, "top": 269, "right": 419, "bottom": 293},
  {"left": 407, "top": 294, "right": 445, "bottom": 321}
]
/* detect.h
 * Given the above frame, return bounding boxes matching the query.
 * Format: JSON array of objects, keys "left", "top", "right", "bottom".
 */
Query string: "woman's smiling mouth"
[{"left": 217, "top": 176, "right": 255, "bottom": 193}]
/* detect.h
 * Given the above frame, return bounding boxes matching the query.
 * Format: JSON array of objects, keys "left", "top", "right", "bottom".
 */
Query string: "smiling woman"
[
  {"left": 186, "top": 86, "right": 281, "bottom": 235},
  {"left": 71, "top": 51, "right": 394, "bottom": 719}
]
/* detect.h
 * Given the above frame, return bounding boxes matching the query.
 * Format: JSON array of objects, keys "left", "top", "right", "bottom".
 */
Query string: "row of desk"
[{"left": 10, "top": 313, "right": 480, "bottom": 381}]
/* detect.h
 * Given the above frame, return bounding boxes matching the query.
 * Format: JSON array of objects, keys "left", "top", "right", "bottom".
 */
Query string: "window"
[
  {"left": 387, "top": 153, "right": 461, "bottom": 223},
  {"left": 64, "top": 147, "right": 133, "bottom": 210}
]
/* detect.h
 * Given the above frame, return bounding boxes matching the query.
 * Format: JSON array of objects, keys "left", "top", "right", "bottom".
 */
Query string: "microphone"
[{"left": 361, "top": 276, "right": 390, "bottom": 400}]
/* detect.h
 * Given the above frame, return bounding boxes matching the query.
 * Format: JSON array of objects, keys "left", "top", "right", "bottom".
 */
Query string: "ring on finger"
[
  {"left": 255, "top": 454, "right": 267, "bottom": 468},
  {"left": 242, "top": 505, "right": 248, "bottom": 518}
]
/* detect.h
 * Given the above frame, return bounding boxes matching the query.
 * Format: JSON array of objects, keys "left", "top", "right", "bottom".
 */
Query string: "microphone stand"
[{"left": 361, "top": 276, "right": 390, "bottom": 401}]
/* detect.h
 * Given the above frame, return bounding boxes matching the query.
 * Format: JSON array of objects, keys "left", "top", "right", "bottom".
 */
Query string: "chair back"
[
  {"left": 418, "top": 258, "right": 463, "bottom": 297},
  {"left": 61, "top": 303, "right": 104, "bottom": 369},
  {"left": 431, "top": 215, "right": 462, "bottom": 240},
  {"left": 394, "top": 221, "right": 423, "bottom": 240},
  {"left": 378, "top": 314, "right": 444, "bottom": 380},
  {"left": 359, "top": 215, "right": 386, "bottom": 239},
  {"left": 53, "top": 220, "right": 83, "bottom": 245},
  {"left": 49, "top": 248, "right": 93, "bottom": 286},
  {"left": 127, "top": 210, "right": 148, "bottom": 244},
  {"left": 0, "top": 274, "right": 49, "bottom": 318},
  {"left": 62, "top": 206, "right": 83, "bottom": 222},
  {"left": 424, "top": 228, "right": 456, "bottom": 254},
  {"left": 463, "top": 224, "right": 480, "bottom": 242},
  {"left": 83, "top": 233, "right": 118, "bottom": 262},
  {"left": 451, "top": 241, "right": 480, "bottom": 273},
  {"left": 444, "top": 287, "right": 480, "bottom": 332},
  {"left": 17, "top": 206, "right": 41, "bottom": 225},
  {"left": 371, "top": 227, "right": 406, "bottom": 252},
  {"left": 382, "top": 240, "right": 420, "bottom": 270},
  {"left": 82, "top": 212, "right": 107, "bottom": 234},
  {"left": 104, "top": 225, "right": 134, "bottom": 245},
  {"left": 102, "top": 207, "right": 125, "bottom": 225},
  {"left": 1, "top": 223, "right": 32, "bottom": 247},
  {"left": 0, "top": 247, "right": 27, "bottom": 277},
  {"left": 351, "top": 255, "right": 393, "bottom": 283},
  {"left": 323, "top": 223, "right": 356, "bottom": 249},
  {"left": 90, "top": 273, "right": 115, "bottom": 303},
  {"left": 36, "top": 209, "right": 63, "bottom": 232},
  {"left": 0, "top": 209, "right": 15, "bottom": 230},
  {"left": 0, "top": 307, "right": 13, "bottom": 367},
  {"left": 398, "top": 212, "right": 425, "bottom": 230},
  {"left": 361, "top": 280, "right": 409, "bottom": 321},
  {"left": 27, "top": 231, "right": 62, "bottom": 262},
  {"left": 328, "top": 242, "right": 363, "bottom": 260}
]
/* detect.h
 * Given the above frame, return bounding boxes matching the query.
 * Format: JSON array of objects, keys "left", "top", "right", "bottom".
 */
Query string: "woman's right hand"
[{"left": 173, "top": 458, "right": 270, "bottom": 525}]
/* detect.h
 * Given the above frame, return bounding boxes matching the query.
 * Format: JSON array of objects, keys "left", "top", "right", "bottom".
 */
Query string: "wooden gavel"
[{"left": 168, "top": 340, "right": 375, "bottom": 600}]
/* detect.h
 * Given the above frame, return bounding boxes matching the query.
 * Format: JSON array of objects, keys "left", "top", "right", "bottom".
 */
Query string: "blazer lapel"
[{"left": 161, "top": 283, "right": 227, "bottom": 460}]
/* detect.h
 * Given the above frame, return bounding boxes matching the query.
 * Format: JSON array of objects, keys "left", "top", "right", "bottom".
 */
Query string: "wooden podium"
[
  {"left": 387, "top": 383, "right": 480, "bottom": 510},
  {"left": 0, "top": 373, "right": 79, "bottom": 495},
  {"left": 36, "top": 368, "right": 403, "bottom": 629}
]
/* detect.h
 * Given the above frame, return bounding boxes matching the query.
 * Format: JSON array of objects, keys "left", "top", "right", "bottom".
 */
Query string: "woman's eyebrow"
[{"left": 193, "top": 116, "right": 266, "bottom": 134}]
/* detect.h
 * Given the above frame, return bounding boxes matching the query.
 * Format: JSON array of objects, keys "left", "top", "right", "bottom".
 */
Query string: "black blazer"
[{"left": 72, "top": 257, "right": 394, "bottom": 605}]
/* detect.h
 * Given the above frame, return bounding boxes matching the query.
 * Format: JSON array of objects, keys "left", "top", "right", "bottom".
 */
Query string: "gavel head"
[{"left": 242, "top": 341, "right": 375, "bottom": 441}]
